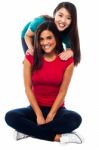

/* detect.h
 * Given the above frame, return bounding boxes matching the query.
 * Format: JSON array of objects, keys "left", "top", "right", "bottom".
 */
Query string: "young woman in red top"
[{"left": 5, "top": 21, "right": 82, "bottom": 144}]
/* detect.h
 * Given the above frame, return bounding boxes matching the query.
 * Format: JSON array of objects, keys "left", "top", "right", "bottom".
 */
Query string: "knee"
[
  {"left": 78, "top": 114, "right": 82, "bottom": 125},
  {"left": 5, "top": 110, "right": 18, "bottom": 126},
  {"left": 66, "top": 112, "right": 82, "bottom": 129},
  {"left": 73, "top": 113, "right": 82, "bottom": 128}
]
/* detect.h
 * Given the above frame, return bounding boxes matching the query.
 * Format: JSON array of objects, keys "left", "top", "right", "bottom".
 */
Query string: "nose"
[
  {"left": 43, "top": 39, "right": 48, "bottom": 45},
  {"left": 61, "top": 17, "right": 66, "bottom": 23}
]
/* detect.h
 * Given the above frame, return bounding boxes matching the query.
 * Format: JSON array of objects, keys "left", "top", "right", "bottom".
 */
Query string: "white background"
[{"left": 0, "top": 0, "right": 99, "bottom": 149}]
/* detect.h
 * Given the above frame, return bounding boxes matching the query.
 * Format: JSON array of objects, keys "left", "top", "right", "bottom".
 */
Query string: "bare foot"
[{"left": 54, "top": 134, "right": 61, "bottom": 142}]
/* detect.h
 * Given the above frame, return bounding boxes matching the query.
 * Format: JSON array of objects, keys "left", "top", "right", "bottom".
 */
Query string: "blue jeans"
[{"left": 5, "top": 106, "right": 82, "bottom": 141}]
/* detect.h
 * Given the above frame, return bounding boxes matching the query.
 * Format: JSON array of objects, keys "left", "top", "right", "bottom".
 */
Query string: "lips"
[
  {"left": 42, "top": 45, "right": 51, "bottom": 50},
  {"left": 44, "top": 45, "right": 50, "bottom": 49},
  {"left": 57, "top": 22, "right": 67, "bottom": 30},
  {"left": 59, "top": 23, "right": 65, "bottom": 27}
]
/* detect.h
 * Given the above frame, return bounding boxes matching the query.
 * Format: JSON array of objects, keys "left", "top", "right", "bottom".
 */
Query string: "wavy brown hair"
[{"left": 32, "top": 21, "right": 64, "bottom": 71}]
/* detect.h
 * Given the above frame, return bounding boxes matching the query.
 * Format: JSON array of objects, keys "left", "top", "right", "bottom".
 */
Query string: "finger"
[
  {"left": 58, "top": 52, "right": 64, "bottom": 56},
  {"left": 60, "top": 56, "right": 68, "bottom": 60}
]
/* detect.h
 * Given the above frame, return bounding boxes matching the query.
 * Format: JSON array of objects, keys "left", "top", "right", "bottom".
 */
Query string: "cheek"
[
  {"left": 50, "top": 39, "right": 56, "bottom": 46},
  {"left": 40, "top": 41, "right": 44, "bottom": 48},
  {"left": 68, "top": 20, "right": 72, "bottom": 26},
  {"left": 40, "top": 41, "right": 42, "bottom": 45},
  {"left": 54, "top": 17, "right": 59, "bottom": 25}
]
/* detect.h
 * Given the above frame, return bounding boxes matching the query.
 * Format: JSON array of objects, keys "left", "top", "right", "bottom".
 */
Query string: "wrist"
[
  {"left": 49, "top": 110, "right": 56, "bottom": 117},
  {"left": 27, "top": 48, "right": 34, "bottom": 55},
  {"left": 28, "top": 48, "right": 34, "bottom": 51},
  {"left": 36, "top": 111, "right": 43, "bottom": 118}
]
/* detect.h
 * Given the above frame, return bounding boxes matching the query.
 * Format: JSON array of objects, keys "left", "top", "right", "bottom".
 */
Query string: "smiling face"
[
  {"left": 54, "top": 8, "right": 72, "bottom": 31},
  {"left": 40, "top": 30, "right": 56, "bottom": 54}
]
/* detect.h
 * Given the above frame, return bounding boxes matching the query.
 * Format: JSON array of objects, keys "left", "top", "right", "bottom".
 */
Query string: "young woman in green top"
[{"left": 21, "top": 2, "right": 81, "bottom": 65}]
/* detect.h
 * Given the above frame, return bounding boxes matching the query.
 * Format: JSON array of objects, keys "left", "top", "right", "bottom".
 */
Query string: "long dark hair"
[
  {"left": 53, "top": 2, "right": 81, "bottom": 65},
  {"left": 32, "top": 21, "right": 64, "bottom": 72},
  {"left": 31, "top": 15, "right": 54, "bottom": 46}
]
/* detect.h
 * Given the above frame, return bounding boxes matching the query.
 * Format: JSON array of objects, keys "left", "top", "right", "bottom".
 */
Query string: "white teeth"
[
  {"left": 44, "top": 45, "right": 50, "bottom": 49},
  {"left": 59, "top": 23, "right": 65, "bottom": 28},
  {"left": 60, "top": 24, "right": 65, "bottom": 27}
]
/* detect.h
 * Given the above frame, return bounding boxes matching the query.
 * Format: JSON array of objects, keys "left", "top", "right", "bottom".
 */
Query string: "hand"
[
  {"left": 26, "top": 48, "right": 34, "bottom": 55},
  {"left": 37, "top": 115, "right": 46, "bottom": 125},
  {"left": 45, "top": 112, "right": 56, "bottom": 123},
  {"left": 59, "top": 49, "right": 73, "bottom": 61}
]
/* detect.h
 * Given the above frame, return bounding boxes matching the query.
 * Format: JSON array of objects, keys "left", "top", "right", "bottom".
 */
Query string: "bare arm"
[
  {"left": 25, "top": 29, "right": 34, "bottom": 50},
  {"left": 46, "top": 62, "right": 74, "bottom": 123},
  {"left": 23, "top": 58, "right": 45, "bottom": 125}
]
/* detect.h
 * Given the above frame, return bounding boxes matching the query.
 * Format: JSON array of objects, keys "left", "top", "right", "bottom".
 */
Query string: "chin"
[
  {"left": 44, "top": 50, "right": 51, "bottom": 53},
  {"left": 58, "top": 27, "right": 65, "bottom": 32}
]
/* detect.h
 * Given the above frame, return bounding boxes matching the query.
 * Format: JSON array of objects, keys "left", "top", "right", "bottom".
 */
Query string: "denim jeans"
[{"left": 5, "top": 105, "right": 82, "bottom": 141}]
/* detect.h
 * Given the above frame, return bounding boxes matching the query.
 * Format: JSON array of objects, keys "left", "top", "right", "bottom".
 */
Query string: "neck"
[{"left": 44, "top": 51, "right": 57, "bottom": 61}]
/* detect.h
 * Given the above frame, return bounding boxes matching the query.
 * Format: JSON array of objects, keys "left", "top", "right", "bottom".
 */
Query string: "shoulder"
[
  {"left": 23, "top": 22, "right": 31, "bottom": 30},
  {"left": 25, "top": 52, "right": 34, "bottom": 64},
  {"left": 62, "top": 35, "right": 71, "bottom": 48},
  {"left": 58, "top": 56, "right": 74, "bottom": 67},
  {"left": 32, "top": 16, "right": 45, "bottom": 23},
  {"left": 29, "top": 16, "right": 45, "bottom": 32},
  {"left": 21, "top": 22, "right": 31, "bottom": 37}
]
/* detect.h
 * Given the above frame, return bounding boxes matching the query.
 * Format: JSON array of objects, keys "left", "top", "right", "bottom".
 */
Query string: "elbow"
[{"left": 24, "top": 34, "right": 28, "bottom": 41}]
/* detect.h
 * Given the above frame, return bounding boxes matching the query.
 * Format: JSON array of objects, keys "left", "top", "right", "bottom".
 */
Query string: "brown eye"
[
  {"left": 40, "top": 37, "right": 43, "bottom": 42},
  {"left": 59, "top": 14, "right": 62, "bottom": 17},
  {"left": 47, "top": 36, "right": 52, "bottom": 40},
  {"left": 67, "top": 17, "right": 71, "bottom": 20}
]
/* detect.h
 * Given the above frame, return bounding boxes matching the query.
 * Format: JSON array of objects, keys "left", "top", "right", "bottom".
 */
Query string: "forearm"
[
  {"left": 25, "top": 35, "right": 34, "bottom": 50},
  {"left": 23, "top": 59, "right": 45, "bottom": 125},
  {"left": 25, "top": 87, "right": 43, "bottom": 117},
  {"left": 45, "top": 92, "right": 66, "bottom": 123},
  {"left": 50, "top": 63, "right": 74, "bottom": 115},
  {"left": 49, "top": 91, "right": 66, "bottom": 115}
]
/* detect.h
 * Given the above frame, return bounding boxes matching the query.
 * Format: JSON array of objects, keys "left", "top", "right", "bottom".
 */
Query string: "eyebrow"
[
  {"left": 40, "top": 35, "right": 53, "bottom": 39},
  {"left": 58, "top": 12, "right": 71, "bottom": 17},
  {"left": 58, "top": 12, "right": 63, "bottom": 15}
]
